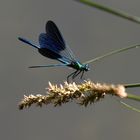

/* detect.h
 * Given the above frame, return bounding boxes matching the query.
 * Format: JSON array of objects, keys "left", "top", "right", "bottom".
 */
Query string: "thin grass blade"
[
  {"left": 75, "top": 0, "right": 140, "bottom": 24},
  {"left": 84, "top": 45, "right": 140, "bottom": 64},
  {"left": 119, "top": 100, "right": 140, "bottom": 113}
]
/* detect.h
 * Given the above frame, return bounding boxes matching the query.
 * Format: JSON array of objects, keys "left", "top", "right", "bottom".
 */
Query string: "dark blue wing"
[
  {"left": 39, "top": 33, "right": 64, "bottom": 52},
  {"left": 39, "top": 21, "right": 76, "bottom": 62},
  {"left": 45, "top": 21, "right": 66, "bottom": 51},
  {"left": 39, "top": 33, "right": 72, "bottom": 64}
]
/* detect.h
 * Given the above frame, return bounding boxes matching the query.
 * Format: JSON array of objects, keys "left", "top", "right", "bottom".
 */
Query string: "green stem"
[
  {"left": 75, "top": 0, "right": 140, "bottom": 24},
  {"left": 124, "top": 83, "right": 140, "bottom": 88},
  {"left": 123, "top": 83, "right": 140, "bottom": 101},
  {"left": 127, "top": 93, "right": 140, "bottom": 101}
]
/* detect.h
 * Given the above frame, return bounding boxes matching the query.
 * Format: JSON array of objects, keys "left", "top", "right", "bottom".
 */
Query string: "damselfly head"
[{"left": 83, "top": 64, "right": 90, "bottom": 71}]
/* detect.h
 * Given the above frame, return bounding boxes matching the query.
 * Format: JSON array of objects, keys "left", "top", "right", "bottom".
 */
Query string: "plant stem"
[
  {"left": 124, "top": 83, "right": 140, "bottom": 88},
  {"left": 75, "top": 0, "right": 140, "bottom": 24},
  {"left": 127, "top": 93, "right": 140, "bottom": 101},
  {"left": 122, "top": 83, "right": 140, "bottom": 101}
]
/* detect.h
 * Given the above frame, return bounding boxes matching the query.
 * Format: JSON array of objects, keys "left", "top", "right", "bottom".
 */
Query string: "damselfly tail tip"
[
  {"left": 18, "top": 37, "right": 23, "bottom": 41},
  {"left": 29, "top": 66, "right": 36, "bottom": 68},
  {"left": 29, "top": 66, "right": 44, "bottom": 68},
  {"left": 18, "top": 37, "right": 28, "bottom": 44},
  {"left": 18, "top": 37, "right": 25, "bottom": 41}
]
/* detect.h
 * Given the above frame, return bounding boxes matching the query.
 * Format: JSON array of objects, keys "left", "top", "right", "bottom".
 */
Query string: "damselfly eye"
[{"left": 84, "top": 64, "right": 90, "bottom": 71}]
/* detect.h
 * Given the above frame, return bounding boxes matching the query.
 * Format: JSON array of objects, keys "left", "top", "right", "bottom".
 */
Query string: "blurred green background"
[{"left": 1, "top": 0, "right": 140, "bottom": 139}]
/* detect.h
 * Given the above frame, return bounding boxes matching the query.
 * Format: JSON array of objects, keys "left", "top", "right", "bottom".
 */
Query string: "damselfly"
[
  {"left": 18, "top": 21, "right": 89, "bottom": 81},
  {"left": 18, "top": 20, "right": 139, "bottom": 81}
]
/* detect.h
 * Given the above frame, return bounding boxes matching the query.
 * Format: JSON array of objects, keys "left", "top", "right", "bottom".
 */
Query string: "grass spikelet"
[{"left": 19, "top": 80, "right": 127, "bottom": 110}]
